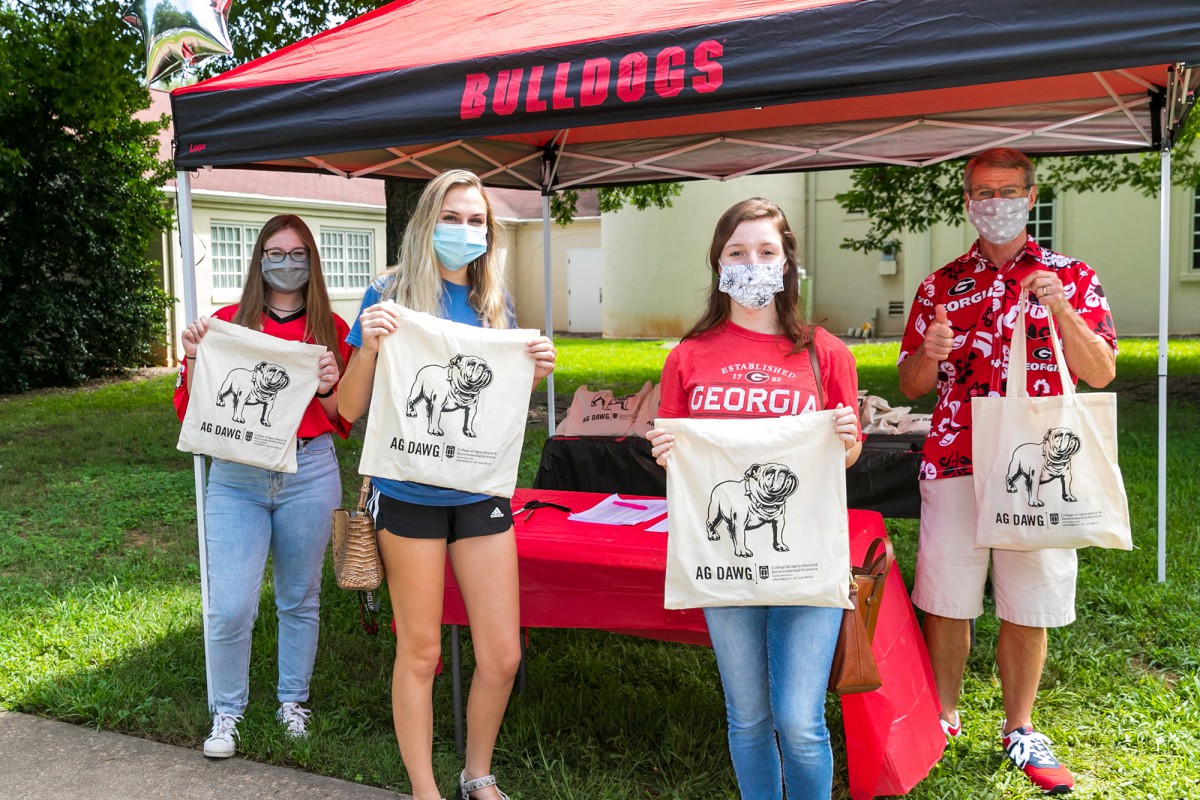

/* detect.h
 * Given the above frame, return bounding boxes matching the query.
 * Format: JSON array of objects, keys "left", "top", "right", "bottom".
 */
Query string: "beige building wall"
[
  {"left": 602, "top": 174, "right": 806, "bottom": 338},
  {"left": 504, "top": 217, "right": 602, "bottom": 332},
  {"left": 603, "top": 163, "right": 1200, "bottom": 339}
]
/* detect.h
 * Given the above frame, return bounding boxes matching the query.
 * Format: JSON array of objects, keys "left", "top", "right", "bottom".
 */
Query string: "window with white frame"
[
  {"left": 1192, "top": 188, "right": 1200, "bottom": 272},
  {"left": 210, "top": 222, "right": 261, "bottom": 290},
  {"left": 321, "top": 227, "right": 374, "bottom": 290},
  {"left": 1026, "top": 188, "right": 1054, "bottom": 249}
]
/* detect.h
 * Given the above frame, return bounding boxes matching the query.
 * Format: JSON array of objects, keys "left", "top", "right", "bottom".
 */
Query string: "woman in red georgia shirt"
[
  {"left": 174, "top": 214, "right": 351, "bottom": 759},
  {"left": 648, "top": 197, "right": 861, "bottom": 799}
]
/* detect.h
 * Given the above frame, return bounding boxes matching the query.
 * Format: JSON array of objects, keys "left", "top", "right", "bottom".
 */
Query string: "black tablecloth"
[{"left": 534, "top": 433, "right": 923, "bottom": 518}]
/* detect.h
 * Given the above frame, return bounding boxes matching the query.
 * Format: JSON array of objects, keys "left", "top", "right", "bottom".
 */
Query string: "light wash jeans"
[
  {"left": 703, "top": 604, "right": 843, "bottom": 800},
  {"left": 203, "top": 434, "right": 340, "bottom": 715}
]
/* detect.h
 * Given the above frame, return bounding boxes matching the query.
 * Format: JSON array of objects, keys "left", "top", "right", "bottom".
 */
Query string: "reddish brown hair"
[{"left": 682, "top": 197, "right": 813, "bottom": 352}]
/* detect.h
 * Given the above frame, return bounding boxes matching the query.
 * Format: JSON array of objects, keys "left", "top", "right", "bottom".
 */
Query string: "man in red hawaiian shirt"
[{"left": 898, "top": 148, "right": 1116, "bottom": 795}]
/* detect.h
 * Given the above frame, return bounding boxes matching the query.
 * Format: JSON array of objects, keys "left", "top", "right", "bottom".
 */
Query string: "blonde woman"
[
  {"left": 175, "top": 214, "right": 351, "bottom": 757},
  {"left": 338, "top": 170, "right": 555, "bottom": 800}
]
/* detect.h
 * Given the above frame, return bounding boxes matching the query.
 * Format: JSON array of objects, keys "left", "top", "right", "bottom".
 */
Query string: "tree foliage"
[
  {"left": 551, "top": 183, "right": 684, "bottom": 226},
  {"left": 835, "top": 111, "right": 1200, "bottom": 254},
  {"left": 0, "top": 0, "right": 173, "bottom": 392}
]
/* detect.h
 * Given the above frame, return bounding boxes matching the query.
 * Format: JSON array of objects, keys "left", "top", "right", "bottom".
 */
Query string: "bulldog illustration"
[
  {"left": 706, "top": 463, "right": 800, "bottom": 558},
  {"left": 407, "top": 354, "right": 494, "bottom": 437},
  {"left": 216, "top": 361, "right": 291, "bottom": 426},
  {"left": 1005, "top": 426, "right": 1082, "bottom": 507},
  {"left": 590, "top": 392, "right": 637, "bottom": 412}
]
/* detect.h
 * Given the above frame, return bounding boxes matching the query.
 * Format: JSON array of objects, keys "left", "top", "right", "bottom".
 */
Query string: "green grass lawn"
[{"left": 1, "top": 338, "right": 1199, "bottom": 798}]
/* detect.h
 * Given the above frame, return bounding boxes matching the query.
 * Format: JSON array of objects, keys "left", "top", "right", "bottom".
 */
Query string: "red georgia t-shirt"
[
  {"left": 173, "top": 305, "right": 354, "bottom": 440},
  {"left": 659, "top": 322, "right": 860, "bottom": 421}
]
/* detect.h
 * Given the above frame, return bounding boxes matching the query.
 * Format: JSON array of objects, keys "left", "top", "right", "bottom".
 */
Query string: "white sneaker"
[
  {"left": 276, "top": 701, "right": 312, "bottom": 738},
  {"left": 940, "top": 710, "right": 962, "bottom": 739},
  {"left": 203, "top": 712, "right": 241, "bottom": 758}
]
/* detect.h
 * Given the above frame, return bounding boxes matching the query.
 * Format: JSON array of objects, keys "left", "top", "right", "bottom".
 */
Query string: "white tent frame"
[{"left": 177, "top": 63, "right": 1195, "bottom": 710}]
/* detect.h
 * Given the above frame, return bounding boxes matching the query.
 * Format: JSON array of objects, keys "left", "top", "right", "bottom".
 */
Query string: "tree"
[
  {"left": 0, "top": 0, "right": 173, "bottom": 392},
  {"left": 835, "top": 113, "right": 1200, "bottom": 254}
]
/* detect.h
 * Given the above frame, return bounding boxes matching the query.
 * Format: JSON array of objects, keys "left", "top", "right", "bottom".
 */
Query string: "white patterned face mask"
[
  {"left": 718, "top": 262, "right": 785, "bottom": 310},
  {"left": 968, "top": 197, "right": 1030, "bottom": 245}
]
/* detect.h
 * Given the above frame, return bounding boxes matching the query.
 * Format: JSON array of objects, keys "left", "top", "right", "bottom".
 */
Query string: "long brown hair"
[
  {"left": 682, "top": 197, "right": 813, "bottom": 352},
  {"left": 232, "top": 214, "right": 345, "bottom": 370}
]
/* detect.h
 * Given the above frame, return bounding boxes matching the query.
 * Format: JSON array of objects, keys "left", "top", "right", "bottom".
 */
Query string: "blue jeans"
[
  {"left": 703, "top": 604, "right": 843, "bottom": 800},
  {"left": 203, "top": 434, "right": 340, "bottom": 715}
]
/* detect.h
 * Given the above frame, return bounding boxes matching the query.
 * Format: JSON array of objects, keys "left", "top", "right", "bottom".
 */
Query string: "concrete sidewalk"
[{"left": 0, "top": 711, "right": 409, "bottom": 800}]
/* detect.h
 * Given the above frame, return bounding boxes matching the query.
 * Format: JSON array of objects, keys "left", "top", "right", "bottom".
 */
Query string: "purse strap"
[
  {"left": 806, "top": 344, "right": 825, "bottom": 409},
  {"left": 355, "top": 476, "right": 372, "bottom": 513},
  {"left": 860, "top": 536, "right": 894, "bottom": 577}
]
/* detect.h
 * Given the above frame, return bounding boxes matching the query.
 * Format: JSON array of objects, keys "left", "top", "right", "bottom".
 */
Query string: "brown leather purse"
[
  {"left": 330, "top": 476, "right": 382, "bottom": 591},
  {"left": 828, "top": 536, "right": 893, "bottom": 694}
]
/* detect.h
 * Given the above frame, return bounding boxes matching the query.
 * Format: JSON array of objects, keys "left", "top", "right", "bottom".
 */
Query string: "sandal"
[{"left": 456, "top": 770, "right": 509, "bottom": 800}]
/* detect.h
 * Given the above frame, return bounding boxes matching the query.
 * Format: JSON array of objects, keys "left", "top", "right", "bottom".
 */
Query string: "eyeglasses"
[
  {"left": 968, "top": 185, "right": 1030, "bottom": 201},
  {"left": 263, "top": 247, "right": 309, "bottom": 263}
]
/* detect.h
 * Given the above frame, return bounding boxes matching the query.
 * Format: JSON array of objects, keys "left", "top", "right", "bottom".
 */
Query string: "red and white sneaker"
[
  {"left": 940, "top": 711, "right": 962, "bottom": 739},
  {"left": 1002, "top": 723, "right": 1075, "bottom": 795}
]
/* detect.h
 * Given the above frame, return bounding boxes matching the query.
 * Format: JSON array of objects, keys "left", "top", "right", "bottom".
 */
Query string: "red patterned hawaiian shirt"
[{"left": 898, "top": 236, "right": 1116, "bottom": 480}]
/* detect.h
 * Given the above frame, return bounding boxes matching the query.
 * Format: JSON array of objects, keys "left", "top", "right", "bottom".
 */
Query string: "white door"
[{"left": 566, "top": 248, "right": 603, "bottom": 333}]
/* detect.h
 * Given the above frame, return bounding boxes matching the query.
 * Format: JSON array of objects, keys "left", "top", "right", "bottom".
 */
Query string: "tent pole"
[
  {"left": 541, "top": 194, "right": 556, "bottom": 434},
  {"left": 1156, "top": 143, "right": 1171, "bottom": 584},
  {"left": 177, "top": 169, "right": 214, "bottom": 708}
]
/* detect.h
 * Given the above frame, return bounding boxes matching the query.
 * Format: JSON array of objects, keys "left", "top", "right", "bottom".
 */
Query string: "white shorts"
[{"left": 911, "top": 475, "right": 1077, "bottom": 628}]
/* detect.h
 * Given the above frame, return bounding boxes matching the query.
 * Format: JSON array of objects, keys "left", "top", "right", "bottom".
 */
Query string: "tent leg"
[
  {"left": 1156, "top": 146, "right": 1171, "bottom": 584},
  {"left": 542, "top": 195, "right": 556, "bottom": 435},
  {"left": 177, "top": 170, "right": 214, "bottom": 708}
]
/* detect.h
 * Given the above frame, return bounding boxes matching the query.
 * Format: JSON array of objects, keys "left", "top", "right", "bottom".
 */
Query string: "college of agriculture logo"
[{"left": 445, "top": 445, "right": 456, "bottom": 459}]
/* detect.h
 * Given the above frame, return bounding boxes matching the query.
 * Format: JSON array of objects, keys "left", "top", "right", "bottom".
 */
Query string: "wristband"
[
  {"left": 185, "top": 355, "right": 195, "bottom": 361},
  {"left": 316, "top": 387, "right": 335, "bottom": 398}
]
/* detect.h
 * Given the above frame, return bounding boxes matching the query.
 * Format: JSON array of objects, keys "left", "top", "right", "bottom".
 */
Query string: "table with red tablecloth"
[{"left": 442, "top": 488, "right": 945, "bottom": 799}]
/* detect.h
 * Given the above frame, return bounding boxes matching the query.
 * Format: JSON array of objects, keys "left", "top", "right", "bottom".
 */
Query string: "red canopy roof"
[{"left": 171, "top": 0, "right": 1200, "bottom": 189}]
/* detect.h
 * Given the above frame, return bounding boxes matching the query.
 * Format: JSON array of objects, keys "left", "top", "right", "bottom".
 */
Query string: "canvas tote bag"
[
  {"left": 971, "top": 300, "right": 1131, "bottom": 550},
  {"left": 177, "top": 317, "right": 324, "bottom": 473},
  {"left": 554, "top": 381, "right": 653, "bottom": 436},
  {"left": 358, "top": 303, "right": 537, "bottom": 498},
  {"left": 657, "top": 414, "right": 854, "bottom": 610}
]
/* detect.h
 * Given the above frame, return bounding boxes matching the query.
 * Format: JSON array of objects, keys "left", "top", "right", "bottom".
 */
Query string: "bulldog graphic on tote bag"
[
  {"left": 358, "top": 303, "right": 537, "bottom": 498},
  {"left": 177, "top": 317, "right": 324, "bottom": 473},
  {"left": 972, "top": 299, "right": 1131, "bottom": 550},
  {"left": 656, "top": 414, "right": 853, "bottom": 610}
]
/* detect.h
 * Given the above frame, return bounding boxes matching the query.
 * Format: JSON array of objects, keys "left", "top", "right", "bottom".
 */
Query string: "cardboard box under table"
[{"left": 441, "top": 488, "right": 945, "bottom": 799}]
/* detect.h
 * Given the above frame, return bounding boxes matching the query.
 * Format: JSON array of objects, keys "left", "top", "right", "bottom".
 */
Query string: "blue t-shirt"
[{"left": 347, "top": 275, "right": 498, "bottom": 507}]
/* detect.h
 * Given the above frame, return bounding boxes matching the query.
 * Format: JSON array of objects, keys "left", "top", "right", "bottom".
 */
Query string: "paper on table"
[
  {"left": 569, "top": 494, "right": 668, "bottom": 526},
  {"left": 646, "top": 516, "right": 669, "bottom": 533}
]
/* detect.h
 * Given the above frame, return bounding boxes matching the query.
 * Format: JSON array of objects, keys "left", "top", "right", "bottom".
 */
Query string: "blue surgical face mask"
[
  {"left": 433, "top": 223, "right": 488, "bottom": 270},
  {"left": 261, "top": 255, "right": 310, "bottom": 292}
]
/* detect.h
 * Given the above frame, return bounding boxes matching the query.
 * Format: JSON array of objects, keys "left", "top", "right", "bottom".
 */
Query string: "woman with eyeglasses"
[
  {"left": 338, "top": 170, "right": 555, "bottom": 800},
  {"left": 174, "top": 214, "right": 352, "bottom": 758}
]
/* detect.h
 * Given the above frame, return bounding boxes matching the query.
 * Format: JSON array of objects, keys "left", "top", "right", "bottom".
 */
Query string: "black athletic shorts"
[{"left": 370, "top": 488, "right": 513, "bottom": 542}]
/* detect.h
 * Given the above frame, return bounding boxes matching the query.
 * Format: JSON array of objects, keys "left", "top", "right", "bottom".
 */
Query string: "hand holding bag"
[
  {"left": 331, "top": 477, "right": 382, "bottom": 590},
  {"left": 828, "top": 536, "right": 892, "bottom": 694},
  {"left": 971, "top": 299, "right": 1131, "bottom": 550}
]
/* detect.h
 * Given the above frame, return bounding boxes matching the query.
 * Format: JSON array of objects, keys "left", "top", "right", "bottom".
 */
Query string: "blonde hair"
[
  {"left": 382, "top": 170, "right": 510, "bottom": 329},
  {"left": 232, "top": 214, "right": 344, "bottom": 370}
]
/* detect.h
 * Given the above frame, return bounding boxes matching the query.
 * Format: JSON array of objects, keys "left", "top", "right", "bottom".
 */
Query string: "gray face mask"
[
  {"left": 718, "top": 262, "right": 785, "bottom": 310},
  {"left": 261, "top": 257, "right": 310, "bottom": 293},
  {"left": 968, "top": 197, "right": 1030, "bottom": 245}
]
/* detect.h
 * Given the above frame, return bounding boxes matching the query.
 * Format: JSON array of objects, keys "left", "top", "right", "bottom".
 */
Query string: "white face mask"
[
  {"left": 718, "top": 262, "right": 785, "bottom": 310},
  {"left": 968, "top": 197, "right": 1030, "bottom": 245}
]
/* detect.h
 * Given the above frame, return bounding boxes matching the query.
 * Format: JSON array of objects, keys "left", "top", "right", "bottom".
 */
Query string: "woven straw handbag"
[{"left": 331, "top": 477, "right": 382, "bottom": 590}]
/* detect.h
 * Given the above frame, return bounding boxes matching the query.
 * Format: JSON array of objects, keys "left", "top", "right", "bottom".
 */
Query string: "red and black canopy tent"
[{"left": 169, "top": 0, "right": 1198, "bottom": 731}]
